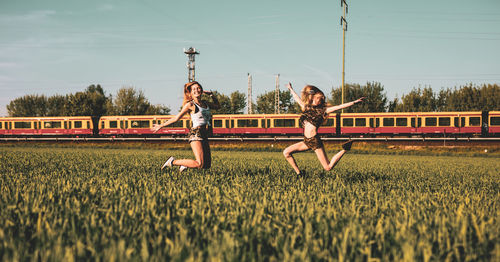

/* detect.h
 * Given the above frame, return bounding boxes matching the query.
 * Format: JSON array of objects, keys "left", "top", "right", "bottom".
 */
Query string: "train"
[{"left": 1, "top": 111, "right": 499, "bottom": 137}]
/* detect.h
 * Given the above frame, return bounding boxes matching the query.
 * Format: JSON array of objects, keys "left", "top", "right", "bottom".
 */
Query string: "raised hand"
[
  {"left": 286, "top": 82, "right": 293, "bottom": 90},
  {"left": 354, "top": 97, "right": 365, "bottom": 104}
]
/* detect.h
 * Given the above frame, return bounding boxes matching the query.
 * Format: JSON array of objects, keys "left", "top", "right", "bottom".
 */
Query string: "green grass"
[{"left": 0, "top": 146, "right": 499, "bottom": 261}]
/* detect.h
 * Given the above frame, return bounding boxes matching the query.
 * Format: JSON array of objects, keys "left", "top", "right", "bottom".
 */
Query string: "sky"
[{"left": 1, "top": 0, "right": 499, "bottom": 116}]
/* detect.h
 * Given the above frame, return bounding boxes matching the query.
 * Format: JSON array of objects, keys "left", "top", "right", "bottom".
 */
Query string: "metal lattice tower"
[
  {"left": 247, "top": 73, "right": 253, "bottom": 114},
  {"left": 184, "top": 47, "right": 199, "bottom": 82},
  {"left": 275, "top": 74, "right": 280, "bottom": 114},
  {"left": 340, "top": 0, "right": 348, "bottom": 112}
]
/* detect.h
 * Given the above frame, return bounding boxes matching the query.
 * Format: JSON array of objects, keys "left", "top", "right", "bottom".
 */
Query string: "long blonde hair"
[
  {"left": 301, "top": 85, "right": 326, "bottom": 110},
  {"left": 182, "top": 81, "right": 203, "bottom": 106}
]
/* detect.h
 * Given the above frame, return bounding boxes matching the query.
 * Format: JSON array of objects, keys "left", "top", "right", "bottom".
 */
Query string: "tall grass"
[{"left": 1, "top": 146, "right": 498, "bottom": 261}]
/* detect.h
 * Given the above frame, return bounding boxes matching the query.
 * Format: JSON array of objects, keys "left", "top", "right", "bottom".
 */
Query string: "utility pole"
[
  {"left": 340, "top": 0, "right": 348, "bottom": 112},
  {"left": 275, "top": 74, "right": 280, "bottom": 114},
  {"left": 247, "top": 73, "right": 253, "bottom": 114},
  {"left": 184, "top": 47, "right": 199, "bottom": 82}
]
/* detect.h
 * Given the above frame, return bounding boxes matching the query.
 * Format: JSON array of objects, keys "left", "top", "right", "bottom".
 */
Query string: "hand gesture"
[
  {"left": 151, "top": 124, "right": 162, "bottom": 133},
  {"left": 286, "top": 82, "right": 293, "bottom": 91},
  {"left": 354, "top": 97, "right": 365, "bottom": 104}
]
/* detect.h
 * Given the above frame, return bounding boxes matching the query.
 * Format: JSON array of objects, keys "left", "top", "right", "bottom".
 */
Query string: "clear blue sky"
[{"left": 1, "top": 0, "right": 499, "bottom": 116}]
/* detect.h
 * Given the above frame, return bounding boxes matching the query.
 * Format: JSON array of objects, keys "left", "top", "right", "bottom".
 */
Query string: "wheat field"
[{"left": 0, "top": 146, "right": 498, "bottom": 261}]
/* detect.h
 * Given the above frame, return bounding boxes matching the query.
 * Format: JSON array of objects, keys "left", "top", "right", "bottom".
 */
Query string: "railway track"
[{"left": 1, "top": 137, "right": 499, "bottom": 142}]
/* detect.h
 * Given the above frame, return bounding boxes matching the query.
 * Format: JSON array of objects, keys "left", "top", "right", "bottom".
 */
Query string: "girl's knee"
[
  {"left": 283, "top": 149, "right": 292, "bottom": 158},
  {"left": 283, "top": 151, "right": 289, "bottom": 158}
]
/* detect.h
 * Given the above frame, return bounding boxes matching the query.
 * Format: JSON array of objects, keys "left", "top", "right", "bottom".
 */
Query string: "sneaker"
[
  {"left": 179, "top": 165, "right": 187, "bottom": 172},
  {"left": 161, "top": 156, "right": 175, "bottom": 170},
  {"left": 342, "top": 140, "right": 353, "bottom": 151}
]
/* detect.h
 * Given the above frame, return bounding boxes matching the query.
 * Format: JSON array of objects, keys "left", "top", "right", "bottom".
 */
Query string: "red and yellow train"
[{"left": 1, "top": 111, "right": 499, "bottom": 137}]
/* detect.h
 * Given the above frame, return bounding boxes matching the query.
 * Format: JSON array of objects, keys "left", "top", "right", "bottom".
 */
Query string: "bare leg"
[
  {"left": 314, "top": 146, "right": 346, "bottom": 171},
  {"left": 171, "top": 141, "right": 204, "bottom": 169},
  {"left": 283, "top": 142, "right": 310, "bottom": 174}
]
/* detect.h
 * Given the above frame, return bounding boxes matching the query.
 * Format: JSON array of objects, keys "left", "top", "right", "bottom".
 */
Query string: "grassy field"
[{"left": 0, "top": 146, "right": 499, "bottom": 261}]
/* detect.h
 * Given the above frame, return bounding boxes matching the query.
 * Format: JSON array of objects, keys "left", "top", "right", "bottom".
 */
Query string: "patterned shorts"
[
  {"left": 188, "top": 125, "right": 212, "bottom": 143},
  {"left": 304, "top": 135, "right": 323, "bottom": 150}
]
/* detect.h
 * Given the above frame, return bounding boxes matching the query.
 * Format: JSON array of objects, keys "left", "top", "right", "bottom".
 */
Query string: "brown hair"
[
  {"left": 182, "top": 81, "right": 203, "bottom": 106},
  {"left": 300, "top": 85, "right": 326, "bottom": 110}
]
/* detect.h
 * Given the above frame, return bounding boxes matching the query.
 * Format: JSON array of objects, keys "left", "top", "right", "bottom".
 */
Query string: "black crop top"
[{"left": 299, "top": 107, "right": 326, "bottom": 128}]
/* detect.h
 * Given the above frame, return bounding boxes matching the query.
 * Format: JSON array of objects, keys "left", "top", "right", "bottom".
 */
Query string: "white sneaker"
[
  {"left": 161, "top": 156, "right": 175, "bottom": 170},
  {"left": 179, "top": 165, "right": 187, "bottom": 172}
]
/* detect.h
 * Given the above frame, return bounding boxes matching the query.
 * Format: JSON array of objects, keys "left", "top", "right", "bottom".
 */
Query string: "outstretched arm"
[
  {"left": 151, "top": 103, "right": 191, "bottom": 133},
  {"left": 286, "top": 82, "right": 305, "bottom": 111},
  {"left": 203, "top": 90, "right": 221, "bottom": 110},
  {"left": 325, "top": 97, "right": 364, "bottom": 114}
]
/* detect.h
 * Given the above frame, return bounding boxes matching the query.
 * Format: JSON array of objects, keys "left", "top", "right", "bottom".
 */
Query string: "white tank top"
[{"left": 190, "top": 101, "right": 211, "bottom": 128}]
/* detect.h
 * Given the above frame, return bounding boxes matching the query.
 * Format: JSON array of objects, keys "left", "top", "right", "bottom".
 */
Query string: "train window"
[
  {"left": 0, "top": 122, "right": 2, "bottom": 129},
  {"left": 369, "top": 118, "right": 380, "bottom": 128},
  {"left": 74, "top": 121, "right": 82, "bottom": 128},
  {"left": 14, "top": 122, "right": 32, "bottom": 129},
  {"left": 100, "top": 121, "right": 104, "bottom": 129},
  {"left": 469, "top": 117, "right": 480, "bottom": 126},
  {"left": 355, "top": 118, "right": 366, "bottom": 127},
  {"left": 454, "top": 117, "right": 465, "bottom": 127},
  {"left": 44, "top": 121, "right": 61, "bottom": 128},
  {"left": 491, "top": 117, "right": 500, "bottom": 126},
  {"left": 411, "top": 118, "right": 422, "bottom": 128},
  {"left": 131, "top": 120, "right": 150, "bottom": 128},
  {"left": 274, "top": 119, "right": 295, "bottom": 127},
  {"left": 261, "top": 119, "right": 266, "bottom": 128},
  {"left": 396, "top": 118, "right": 408, "bottom": 127},
  {"left": 213, "top": 120, "right": 223, "bottom": 128},
  {"left": 170, "top": 119, "right": 183, "bottom": 127},
  {"left": 425, "top": 118, "right": 437, "bottom": 126},
  {"left": 438, "top": 117, "right": 450, "bottom": 126},
  {"left": 225, "top": 120, "right": 230, "bottom": 128},
  {"left": 267, "top": 119, "right": 271, "bottom": 128},
  {"left": 322, "top": 118, "right": 334, "bottom": 127},
  {"left": 383, "top": 118, "right": 394, "bottom": 127},
  {"left": 237, "top": 119, "right": 258, "bottom": 127},
  {"left": 109, "top": 121, "right": 118, "bottom": 128},
  {"left": 343, "top": 118, "right": 354, "bottom": 127}
]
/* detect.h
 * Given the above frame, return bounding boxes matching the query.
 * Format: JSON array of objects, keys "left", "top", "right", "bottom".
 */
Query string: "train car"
[
  {"left": 98, "top": 115, "right": 190, "bottom": 136},
  {"left": 339, "top": 111, "right": 483, "bottom": 136},
  {"left": 489, "top": 111, "right": 500, "bottom": 135},
  {"left": 0, "top": 116, "right": 93, "bottom": 136},
  {"left": 211, "top": 113, "right": 338, "bottom": 136}
]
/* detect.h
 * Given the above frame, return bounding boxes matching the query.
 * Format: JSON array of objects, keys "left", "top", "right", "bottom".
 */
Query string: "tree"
[
  {"left": 330, "top": 82, "right": 388, "bottom": 112},
  {"left": 210, "top": 91, "right": 246, "bottom": 114},
  {"left": 46, "top": 95, "right": 69, "bottom": 116},
  {"left": 210, "top": 91, "right": 231, "bottom": 114},
  {"left": 229, "top": 91, "right": 246, "bottom": 114},
  {"left": 108, "top": 86, "right": 170, "bottom": 115},
  {"left": 394, "top": 86, "right": 437, "bottom": 112},
  {"left": 7, "top": 94, "right": 47, "bottom": 117},
  {"left": 256, "top": 90, "right": 299, "bottom": 114},
  {"left": 66, "top": 85, "right": 109, "bottom": 117},
  {"left": 146, "top": 104, "right": 171, "bottom": 115}
]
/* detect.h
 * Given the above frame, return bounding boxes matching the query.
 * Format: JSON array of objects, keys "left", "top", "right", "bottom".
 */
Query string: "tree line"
[{"left": 6, "top": 83, "right": 499, "bottom": 118}]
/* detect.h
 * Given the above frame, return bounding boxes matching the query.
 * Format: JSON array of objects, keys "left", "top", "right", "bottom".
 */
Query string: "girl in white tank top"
[{"left": 151, "top": 81, "right": 220, "bottom": 172}]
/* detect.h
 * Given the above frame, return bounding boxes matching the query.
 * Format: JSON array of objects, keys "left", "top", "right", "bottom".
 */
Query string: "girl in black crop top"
[{"left": 283, "top": 83, "right": 364, "bottom": 176}]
